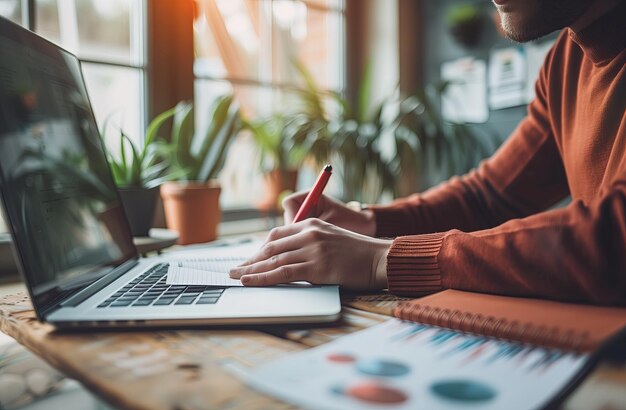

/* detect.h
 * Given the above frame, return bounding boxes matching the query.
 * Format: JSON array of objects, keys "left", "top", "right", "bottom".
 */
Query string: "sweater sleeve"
[
  {"left": 386, "top": 178, "right": 626, "bottom": 306},
  {"left": 375, "top": 38, "right": 626, "bottom": 305}
]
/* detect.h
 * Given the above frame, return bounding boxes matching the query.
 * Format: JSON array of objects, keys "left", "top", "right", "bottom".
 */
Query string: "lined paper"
[{"left": 166, "top": 257, "right": 247, "bottom": 286}]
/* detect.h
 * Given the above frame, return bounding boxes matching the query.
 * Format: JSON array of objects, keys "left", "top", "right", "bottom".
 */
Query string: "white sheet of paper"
[
  {"left": 441, "top": 58, "right": 488, "bottom": 123},
  {"left": 245, "top": 319, "right": 588, "bottom": 410},
  {"left": 489, "top": 47, "right": 526, "bottom": 110},
  {"left": 163, "top": 241, "right": 310, "bottom": 287},
  {"left": 166, "top": 257, "right": 247, "bottom": 286}
]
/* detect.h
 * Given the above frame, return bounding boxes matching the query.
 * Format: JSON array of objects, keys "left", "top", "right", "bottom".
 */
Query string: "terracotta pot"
[
  {"left": 160, "top": 181, "right": 221, "bottom": 245},
  {"left": 257, "top": 169, "right": 298, "bottom": 211}
]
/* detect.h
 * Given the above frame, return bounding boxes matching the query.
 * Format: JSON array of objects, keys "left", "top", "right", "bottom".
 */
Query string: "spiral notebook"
[{"left": 393, "top": 290, "right": 626, "bottom": 352}]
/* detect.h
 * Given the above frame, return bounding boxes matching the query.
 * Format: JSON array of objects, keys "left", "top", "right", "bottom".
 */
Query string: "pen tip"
[{"left": 323, "top": 164, "right": 332, "bottom": 172}]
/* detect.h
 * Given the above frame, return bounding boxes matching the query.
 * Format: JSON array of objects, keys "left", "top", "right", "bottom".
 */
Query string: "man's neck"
[{"left": 569, "top": 0, "right": 622, "bottom": 33}]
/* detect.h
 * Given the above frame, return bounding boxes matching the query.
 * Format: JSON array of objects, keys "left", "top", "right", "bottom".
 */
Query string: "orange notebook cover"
[{"left": 393, "top": 290, "right": 626, "bottom": 352}]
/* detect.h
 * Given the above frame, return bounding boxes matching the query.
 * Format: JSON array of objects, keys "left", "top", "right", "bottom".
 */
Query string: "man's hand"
[
  {"left": 229, "top": 219, "right": 391, "bottom": 290},
  {"left": 282, "top": 191, "right": 377, "bottom": 236}
]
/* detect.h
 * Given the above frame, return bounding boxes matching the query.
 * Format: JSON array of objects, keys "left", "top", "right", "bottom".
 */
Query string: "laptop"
[{"left": 0, "top": 17, "right": 340, "bottom": 328}]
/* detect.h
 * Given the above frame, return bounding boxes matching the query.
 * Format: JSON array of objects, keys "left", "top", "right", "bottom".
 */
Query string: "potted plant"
[
  {"left": 445, "top": 4, "right": 485, "bottom": 48},
  {"left": 157, "top": 95, "right": 241, "bottom": 245},
  {"left": 105, "top": 107, "right": 180, "bottom": 237},
  {"left": 244, "top": 114, "right": 305, "bottom": 211},
  {"left": 282, "top": 62, "right": 395, "bottom": 202},
  {"left": 286, "top": 64, "right": 497, "bottom": 203},
  {"left": 388, "top": 81, "right": 497, "bottom": 196}
]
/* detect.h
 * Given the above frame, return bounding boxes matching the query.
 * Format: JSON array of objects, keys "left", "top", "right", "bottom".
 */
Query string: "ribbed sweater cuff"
[
  {"left": 386, "top": 233, "right": 445, "bottom": 296},
  {"left": 370, "top": 206, "right": 412, "bottom": 237}
]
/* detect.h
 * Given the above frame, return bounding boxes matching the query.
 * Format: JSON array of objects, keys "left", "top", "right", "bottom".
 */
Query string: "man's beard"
[{"left": 499, "top": 0, "right": 596, "bottom": 42}]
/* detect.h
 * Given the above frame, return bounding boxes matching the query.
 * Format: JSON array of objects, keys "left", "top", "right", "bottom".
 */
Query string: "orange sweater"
[{"left": 371, "top": 5, "right": 626, "bottom": 305}]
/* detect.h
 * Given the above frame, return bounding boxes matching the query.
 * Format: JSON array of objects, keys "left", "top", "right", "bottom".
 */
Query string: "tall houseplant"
[
  {"left": 445, "top": 4, "right": 485, "bottom": 48},
  {"left": 285, "top": 64, "right": 497, "bottom": 203},
  {"left": 158, "top": 95, "right": 241, "bottom": 244},
  {"left": 105, "top": 108, "right": 180, "bottom": 236}
]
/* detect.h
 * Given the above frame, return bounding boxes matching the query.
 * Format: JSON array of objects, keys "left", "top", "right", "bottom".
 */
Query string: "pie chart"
[
  {"left": 356, "top": 359, "right": 411, "bottom": 377},
  {"left": 327, "top": 353, "right": 357, "bottom": 363},
  {"left": 333, "top": 381, "right": 409, "bottom": 404},
  {"left": 431, "top": 379, "right": 497, "bottom": 402}
]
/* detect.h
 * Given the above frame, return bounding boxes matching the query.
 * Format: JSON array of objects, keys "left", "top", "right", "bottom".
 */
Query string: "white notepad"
[{"left": 166, "top": 257, "right": 248, "bottom": 287}]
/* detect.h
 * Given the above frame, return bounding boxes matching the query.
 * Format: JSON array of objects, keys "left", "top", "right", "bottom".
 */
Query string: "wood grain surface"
[
  {"left": 0, "top": 293, "right": 299, "bottom": 410},
  {"left": 1, "top": 292, "right": 625, "bottom": 410}
]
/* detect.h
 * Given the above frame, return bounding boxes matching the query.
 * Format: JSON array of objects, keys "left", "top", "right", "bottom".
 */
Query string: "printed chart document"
[{"left": 246, "top": 319, "right": 588, "bottom": 410}]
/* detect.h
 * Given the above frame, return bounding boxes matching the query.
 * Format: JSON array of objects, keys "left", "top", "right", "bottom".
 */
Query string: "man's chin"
[
  {"left": 499, "top": 14, "right": 554, "bottom": 43},
  {"left": 495, "top": 0, "right": 596, "bottom": 43}
]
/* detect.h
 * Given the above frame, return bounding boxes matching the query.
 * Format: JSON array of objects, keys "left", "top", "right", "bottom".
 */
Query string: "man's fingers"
[
  {"left": 229, "top": 248, "right": 308, "bottom": 278},
  {"left": 239, "top": 262, "right": 311, "bottom": 286}
]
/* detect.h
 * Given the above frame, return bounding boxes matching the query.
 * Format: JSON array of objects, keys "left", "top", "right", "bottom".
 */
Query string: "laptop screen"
[{"left": 0, "top": 18, "right": 136, "bottom": 310}]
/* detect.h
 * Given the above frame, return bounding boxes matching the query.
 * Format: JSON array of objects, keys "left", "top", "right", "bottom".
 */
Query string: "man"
[{"left": 230, "top": 0, "right": 626, "bottom": 305}]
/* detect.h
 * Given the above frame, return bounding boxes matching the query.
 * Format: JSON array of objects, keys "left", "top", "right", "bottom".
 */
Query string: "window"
[
  {"left": 194, "top": 0, "right": 345, "bottom": 208},
  {"left": 0, "top": 1, "right": 21, "bottom": 24},
  {"left": 0, "top": 0, "right": 146, "bottom": 153},
  {"left": 1, "top": 0, "right": 346, "bottom": 211}
]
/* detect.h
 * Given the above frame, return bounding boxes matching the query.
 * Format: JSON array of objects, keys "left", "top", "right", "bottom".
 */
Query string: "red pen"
[{"left": 292, "top": 164, "right": 333, "bottom": 223}]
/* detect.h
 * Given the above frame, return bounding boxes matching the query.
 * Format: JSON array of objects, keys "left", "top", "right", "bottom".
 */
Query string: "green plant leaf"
[
  {"left": 109, "top": 159, "right": 124, "bottom": 186},
  {"left": 144, "top": 106, "right": 177, "bottom": 147},
  {"left": 171, "top": 102, "right": 195, "bottom": 173},
  {"left": 202, "top": 100, "right": 241, "bottom": 181},
  {"left": 120, "top": 131, "right": 142, "bottom": 186},
  {"left": 119, "top": 129, "right": 127, "bottom": 176}
]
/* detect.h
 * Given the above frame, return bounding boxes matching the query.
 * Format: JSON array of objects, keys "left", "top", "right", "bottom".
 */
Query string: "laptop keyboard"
[{"left": 97, "top": 263, "right": 225, "bottom": 308}]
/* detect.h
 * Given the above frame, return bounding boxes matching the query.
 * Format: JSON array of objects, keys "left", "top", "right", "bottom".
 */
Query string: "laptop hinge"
[{"left": 59, "top": 259, "right": 140, "bottom": 308}]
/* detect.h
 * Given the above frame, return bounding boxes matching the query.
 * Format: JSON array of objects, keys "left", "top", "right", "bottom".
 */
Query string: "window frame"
[
  {"left": 194, "top": 0, "right": 346, "bottom": 92},
  {"left": 10, "top": 0, "right": 347, "bottom": 223},
  {"left": 17, "top": 0, "right": 150, "bottom": 138}
]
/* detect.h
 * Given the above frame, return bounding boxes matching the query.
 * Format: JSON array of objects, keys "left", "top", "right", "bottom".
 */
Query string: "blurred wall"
[
  {"left": 366, "top": 0, "right": 399, "bottom": 113},
  {"left": 346, "top": 0, "right": 399, "bottom": 116},
  {"left": 419, "top": 0, "right": 558, "bottom": 141}
]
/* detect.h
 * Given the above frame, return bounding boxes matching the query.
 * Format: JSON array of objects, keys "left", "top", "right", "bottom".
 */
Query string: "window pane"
[
  {"left": 194, "top": 0, "right": 263, "bottom": 81},
  {"left": 35, "top": 0, "right": 144, "bottom": 65},
  {"left": 195, "top": 0, "right": 344, "bottom": 91},
  {"left": 302, "top": 0, "right": 344, "bottom": 10},
  {"left": 193, "top": 0, "right": 346, "bottom": 210},
  {"left": 272, "top": 1, "right": 343, "bottom": 91},
  {"left": 35, "top": 0, "right": 60, "bottom": 42},
  {"left": 0, "top": 0, "right": 21, "bottom": 24},
  {"left": 82, "top": 64, "right": 143, "bottom": 156}
]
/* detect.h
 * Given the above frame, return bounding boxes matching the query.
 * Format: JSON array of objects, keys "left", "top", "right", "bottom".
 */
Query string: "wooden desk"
[{"left": 1, "top": 292, "right": 625, "bottom": 410}]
